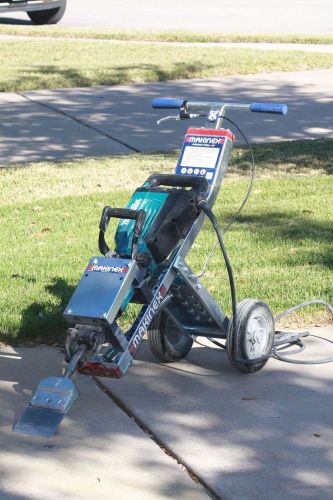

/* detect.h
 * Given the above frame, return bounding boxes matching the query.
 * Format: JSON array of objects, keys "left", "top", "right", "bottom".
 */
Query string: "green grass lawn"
[
  {"left": 0, "top": 141, "right": 332, "bottom": 345},
  {"left": 1, "top": 39, "right": 333, "bottom": 92},
  {"left": 0, "top": 26, "right": 333, "bottom": 44}
]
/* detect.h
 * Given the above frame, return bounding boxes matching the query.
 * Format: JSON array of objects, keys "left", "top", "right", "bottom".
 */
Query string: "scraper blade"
[{"left": 13, "top": 376, "right": 79, "bottom": 437}]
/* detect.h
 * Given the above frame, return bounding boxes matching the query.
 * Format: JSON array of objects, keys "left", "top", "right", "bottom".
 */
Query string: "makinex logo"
[
  {"left": 186, "top": 136, "right": 224, "bottom": 145},
  {"left": 86, "top": 264, "right": 127, "bottom": 273},
  {"left": 130, "top": 285, "right": 167, "bottom": 351}
]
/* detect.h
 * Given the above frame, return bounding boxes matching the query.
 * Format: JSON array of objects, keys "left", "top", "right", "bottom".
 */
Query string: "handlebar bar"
[{"left": 152, "top": 98, "right": 287, "bottom": 115}]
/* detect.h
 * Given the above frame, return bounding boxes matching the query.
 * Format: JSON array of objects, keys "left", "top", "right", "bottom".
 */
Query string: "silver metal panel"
[
  {"left": 170, "top": 136, "right": 233, "bottom": 262},
  {"left": 30, "top": 376, "right": 79, "bottom": 412},
  {"left": 13, "top": 376, "right": 79, "bottom": 437},
  {"left": 64, "top": 257, "right": 138, "bottom": 326},
  {"left": 13, "top": 407, "right": 67, "bottom": 438},
  {"left": 174, "top": 256, "right": 228, "bottom": 333}
]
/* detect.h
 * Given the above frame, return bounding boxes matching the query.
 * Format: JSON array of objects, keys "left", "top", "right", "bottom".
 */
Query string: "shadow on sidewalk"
[
  {"left": 1, "top": 71, "right": 332, "bottom": 165},
  {"left": 112, "top": 337, "right": 333, "bottom": 498},
  {"left": 0, "top": 343, "right": 204, "bottom": 499}
]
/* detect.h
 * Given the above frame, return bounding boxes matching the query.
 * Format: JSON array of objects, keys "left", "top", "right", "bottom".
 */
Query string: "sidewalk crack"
[
  {"left": 93, "top": 376, "right": 223, "bottom": 500},
  {"left": 16, "top": 91, "right": 141, "bottom": 153}
]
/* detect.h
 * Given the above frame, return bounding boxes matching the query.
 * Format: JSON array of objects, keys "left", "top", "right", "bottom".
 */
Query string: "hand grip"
[
  {"left": 250, "top": 102, "right": 288, "bottom": 115},
  {"left": 98, "top": 206, "right": 146, "bottom": 258},
  {"left": 152, "top": 98, "right": 187, "bottom": 109},
  {"left": 99, "top": 207, "right": 139, "bottom": 233}
]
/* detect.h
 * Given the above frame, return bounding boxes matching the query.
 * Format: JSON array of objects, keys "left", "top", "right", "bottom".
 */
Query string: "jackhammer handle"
[
  {"left": 147, "top": 174, "right": 208, "bottom": 193},
  {"left": 98, "top": 206, "right": 146, "bottom": 257},
  {"left": 99, "top": 207, "right": 141, "bottom": 232}
]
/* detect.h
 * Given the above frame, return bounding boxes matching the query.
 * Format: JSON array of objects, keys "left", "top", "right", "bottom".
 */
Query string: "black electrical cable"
[
  {"left": 207, "top": 338, "right": 227, "bottom": 349},
  {"left": 198, "top": 200, "right": 238, "bottom": 354},
  {"left": 272, "top": 301, "right": 333, "bottom": 364},
  {"left": 194, "top": 113, "right": 255, "bottom": 234},
  {"left": 198, "top": 201, "right": 237, "bottom": 314},
  {"left": 199, "top": 200, "right": 273, "bottom": 366},
  {"left": 196, "top": 115, "right": 255, "bottom": 278},
  {"left": 187, "top": 113, "right": 333, "bottom": 366},
  {"left": 216, "top": 115, "right": 256, "bottom": 233}
]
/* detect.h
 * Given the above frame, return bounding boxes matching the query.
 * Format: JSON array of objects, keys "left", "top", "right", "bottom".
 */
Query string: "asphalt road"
[{"left": 1, "top": 0, "right": 332, "bottom": 34}]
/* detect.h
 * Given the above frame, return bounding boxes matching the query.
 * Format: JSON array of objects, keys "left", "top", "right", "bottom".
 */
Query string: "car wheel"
[{"left": 28, "top": 1, "right": 66, "bottom": 25}]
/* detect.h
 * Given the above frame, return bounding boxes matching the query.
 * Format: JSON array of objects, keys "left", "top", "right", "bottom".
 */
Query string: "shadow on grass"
[
  {"left": 16, "top": 277, "right": 75, "bottom": 344},
  {"left": 237, "top": 211, "right": 333, "bottom": 244},
  {"left": 0, "top": 62, "right": 212, "bottom": 92},
  {"left": 232, "top": 140, "right": 333, "bottom": 175},
  {"left": 234, "top": 211, "right": 333, "bottom": 271}
]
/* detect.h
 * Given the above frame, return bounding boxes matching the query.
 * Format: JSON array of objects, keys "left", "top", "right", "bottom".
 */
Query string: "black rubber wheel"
[
  {"left": 147, "top": 310, "right": 193, "bottom": 362},
  {"left": 227, "top": 299, "right": 275, "bottom": 373},
  {"left": 28, "top": 2, "right": 66, "bottom": 24}
]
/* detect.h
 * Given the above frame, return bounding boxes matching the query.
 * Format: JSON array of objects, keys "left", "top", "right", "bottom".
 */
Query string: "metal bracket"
[{"left": 174, "top": 256, "right": 228, "bottom": 335}]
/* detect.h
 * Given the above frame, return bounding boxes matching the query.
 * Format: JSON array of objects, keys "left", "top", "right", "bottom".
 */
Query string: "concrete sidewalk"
[
  {"left": 0, "top": 345, "right": 208, "bottom": 499},
  {"left": 97, "top": 326, "right": 333, "bottom": 499},
  {"left": 1, "top": 326, "right": 333, "bottom": 499},
  {"left": 0, "top": 69, "right": 332, "bottom": 166}
]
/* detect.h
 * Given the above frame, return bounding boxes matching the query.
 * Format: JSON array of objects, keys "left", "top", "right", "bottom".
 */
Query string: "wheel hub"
[{"left": 245, "top": 313, "right": 270, "bottom": 358}]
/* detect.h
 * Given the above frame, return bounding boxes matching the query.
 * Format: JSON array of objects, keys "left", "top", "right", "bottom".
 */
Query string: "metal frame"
[
  {"left": 14, "top": 98, "right": 291, "bottom": 437},
  {"left": 78, "top": 101, "right": 238, "bottom": 378}
]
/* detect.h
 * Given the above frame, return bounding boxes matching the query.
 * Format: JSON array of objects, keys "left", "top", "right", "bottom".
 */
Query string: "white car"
[{"left": 0, "top": 0, "right": 66, "bottom": 24}]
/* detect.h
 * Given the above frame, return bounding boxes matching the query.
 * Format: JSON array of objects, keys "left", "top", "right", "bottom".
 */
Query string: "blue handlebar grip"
[
  {"left": 152, "top": 98, "right": 186, "bottom": 109},
  {"left": 250, "top": 102, "right": 288, "bottom": 115}
]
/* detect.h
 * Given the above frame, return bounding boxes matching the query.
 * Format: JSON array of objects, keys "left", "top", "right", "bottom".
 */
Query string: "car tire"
[{"left": 28, "top": 1, "right": 66, "bottom": 25}]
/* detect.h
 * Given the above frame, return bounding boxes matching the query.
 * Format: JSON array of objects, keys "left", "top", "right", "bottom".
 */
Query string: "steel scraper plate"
[{"left": 13, "top": 406, "right": 67, "bottom": 437}]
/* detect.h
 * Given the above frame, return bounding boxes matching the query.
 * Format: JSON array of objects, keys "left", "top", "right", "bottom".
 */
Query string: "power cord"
[
  {"left": 197, "top": 116, "right": 255, "bottom": 278},
  {"left": 197, "top": 200, "right": 333, "bottom": 366},
  {"left": 198, "top": 200, "right": 271, "bottom": 366},
  {"left": 272, "top": 300, "right": 333, "bottom": 364}
]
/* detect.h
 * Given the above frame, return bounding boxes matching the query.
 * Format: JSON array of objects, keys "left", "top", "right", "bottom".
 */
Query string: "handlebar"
[
  {"left": 146, "top": 173, "right": 208, "bottom": 192},
  {"left": 151, "top": 98, "right": 288, "bottom": 115},
  {"left": 250, "top": 102, "right": 287, "bottom": 115},
  {"left": 152, "top": 98, "right": 187, "bottom": 109}
]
